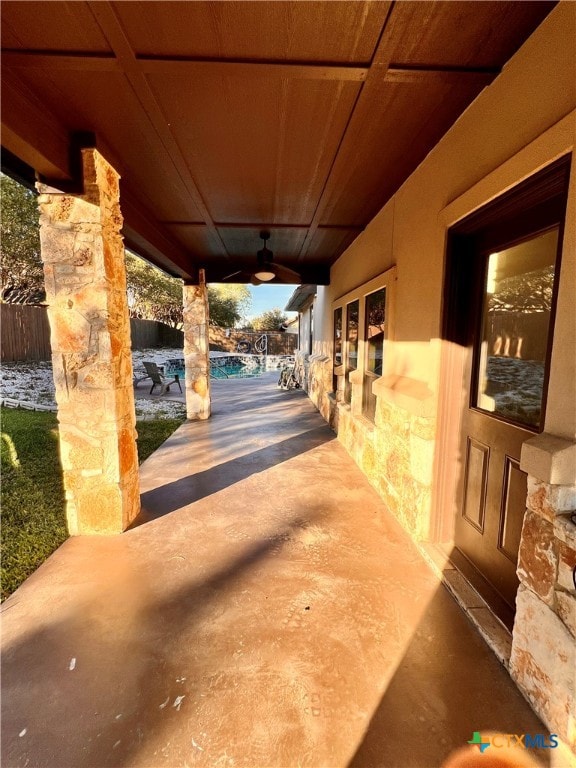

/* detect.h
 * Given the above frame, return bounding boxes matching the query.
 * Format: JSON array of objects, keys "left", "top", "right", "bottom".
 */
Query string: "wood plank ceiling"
[{"left": 1, "top": 1, "right": 556, "bottom": 284}]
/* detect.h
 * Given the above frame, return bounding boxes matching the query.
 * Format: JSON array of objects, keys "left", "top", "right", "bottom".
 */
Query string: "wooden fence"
[
  {"left": 1, "top": 304, "right": 52, "bottom": 362},
  {"left": 130, "top": 319, "right": 184, "bottom": 349},
  {"left": 1, "top": 305, "right": 296, "bottom": 361},
  {"left": 209, "top": 327, "right": 297, "bottom": 355}
]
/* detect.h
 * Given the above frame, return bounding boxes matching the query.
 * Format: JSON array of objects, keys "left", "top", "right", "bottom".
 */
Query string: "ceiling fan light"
[{"left": 254, "top": 269, "right": 275, "bottom": 281}]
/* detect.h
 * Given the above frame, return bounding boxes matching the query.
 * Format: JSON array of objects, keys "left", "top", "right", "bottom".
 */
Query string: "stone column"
[
  {"left": 37, "top": 148, "right": 140, "bottom": 535},
  {"left": 183, "top": 271, "right": 211, "bottom": 420},
  {"left": 510, "top": 435, "right": 576, "bottom": 750}
]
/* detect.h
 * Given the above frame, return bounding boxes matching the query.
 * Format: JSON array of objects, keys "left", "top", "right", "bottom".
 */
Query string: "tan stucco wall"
[
  {"left": 315, "top": 2, "right": 575, "bottom": 433},
  {"left": 309, "top": 4, "right": 576, "bottom": 747}
]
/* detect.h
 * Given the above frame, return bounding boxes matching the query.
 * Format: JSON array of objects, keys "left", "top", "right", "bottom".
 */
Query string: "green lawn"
[{"left": 1, "top": 408, "right": 185, "bottom": 601}]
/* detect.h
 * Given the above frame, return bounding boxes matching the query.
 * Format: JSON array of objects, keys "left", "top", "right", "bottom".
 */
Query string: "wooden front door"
[{"left": 445, "top": 157, "right": 570, "bottom": 628}]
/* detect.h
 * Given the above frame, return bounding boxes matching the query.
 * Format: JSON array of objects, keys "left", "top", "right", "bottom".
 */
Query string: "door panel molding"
[
  {"left": 498, "top": 457, "right": 528, "bottom": 563},
  {"left": 462, "top": 438, "right": 489, "bottom": 533}
]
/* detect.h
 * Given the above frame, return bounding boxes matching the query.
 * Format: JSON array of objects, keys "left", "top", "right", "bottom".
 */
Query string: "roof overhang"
[{"left": 1, "top": 1, "right": 557, "bottom": 284}]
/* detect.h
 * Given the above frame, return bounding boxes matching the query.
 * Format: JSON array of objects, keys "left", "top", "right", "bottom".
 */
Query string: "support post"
[
  {"left": 37, "top": 148, "right": 140, "bottom": 534},
  {"left": 183, "top": 271, "right": 211, "bottom": 420}
]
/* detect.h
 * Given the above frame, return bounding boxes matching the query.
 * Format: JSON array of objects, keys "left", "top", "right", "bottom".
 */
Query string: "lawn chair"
[
  {"left": 133, "top": 368, "right": 151, "bottom": 388},
  {"left": 143, "top": 361, "right": 182, "bottom": 396}
]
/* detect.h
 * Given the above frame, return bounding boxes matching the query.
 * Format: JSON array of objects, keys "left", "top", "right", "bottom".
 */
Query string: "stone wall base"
[{"left": 510, "top": 464, "right": 576, "bottom": 751}]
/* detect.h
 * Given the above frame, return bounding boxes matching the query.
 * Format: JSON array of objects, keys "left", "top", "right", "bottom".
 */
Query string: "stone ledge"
[
  {"left": 521, "top": 433, "right": 576, "bottom": 485},
  {"left": 372, "top": 375, "right": 436, "bottom": 417}
]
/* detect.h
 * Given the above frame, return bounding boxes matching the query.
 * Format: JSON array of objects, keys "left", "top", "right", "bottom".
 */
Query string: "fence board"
[
  {"left": 1, "top": 304, "right": 52, "bottom": 361},
  {"left": 1, "top": 306, "right": 296, "bottom": 362}
]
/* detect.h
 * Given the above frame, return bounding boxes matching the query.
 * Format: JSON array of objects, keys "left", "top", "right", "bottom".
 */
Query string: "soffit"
[{"left": 0, "top": 1, "right": 556, "bottom": 284}]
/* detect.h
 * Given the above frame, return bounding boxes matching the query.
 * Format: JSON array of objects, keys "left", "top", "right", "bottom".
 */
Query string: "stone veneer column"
[
  {"left": 183, "top": 271, "right": 211, "bottom": 420},
  {"left": 510, "top": 435, "right": 576, "bottom": 750},
  {"left": 37, "top": 149, "right": 140, "bottom": 535}
]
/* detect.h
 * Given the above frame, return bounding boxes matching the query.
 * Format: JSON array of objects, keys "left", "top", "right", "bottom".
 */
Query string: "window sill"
[{"left": 372, "top": 375, "right": 435, "bottom": 418}]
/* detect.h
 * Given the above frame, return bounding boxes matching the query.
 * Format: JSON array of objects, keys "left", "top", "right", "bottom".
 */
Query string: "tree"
[
  {"left": 0, "top": 174, "right": 44, "bottom": 304},
  {"left": 489, "top": 266, "right": 554, "bottom": 314},
  {"left": 125, "top": 251, "right": 251, "bottom": 329},
  {"left": 252, "top": 308, "right": 289, "bottom": 331},
  {"left": 125, "top": 251, "right": 184, "bottom": 327},
  {"left": 207, "top": 284, "right": 251, "bottom": 327},
  {"left": 0, "top": 176, "right": 252, "bottom": 325}
]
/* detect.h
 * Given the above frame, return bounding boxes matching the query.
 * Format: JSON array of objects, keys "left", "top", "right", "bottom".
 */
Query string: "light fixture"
[
  {"left": 254, "top": 267, "right": 275, "bottom": 281},
  {"left": 254, "top": 231, "right": 276, "bottom": 281}
]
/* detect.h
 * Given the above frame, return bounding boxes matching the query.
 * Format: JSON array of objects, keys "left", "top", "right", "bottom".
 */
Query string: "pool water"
[
  {"left": 210, "top": 363, "right": 268, "bottom": 379},
  {"left": 173, "top": 364, "right": 268, "bottom": 380}
]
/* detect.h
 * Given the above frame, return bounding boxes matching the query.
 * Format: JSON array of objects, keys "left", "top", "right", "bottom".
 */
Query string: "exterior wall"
[
  {"left": 510, "top": 478, "right": 576, "bottom": 746},
  {"left": 308, "top": 3, "right": 576, "bottom": 747},
  {"left": 293, "top": 298, "right": 315, "bottom": 393}
]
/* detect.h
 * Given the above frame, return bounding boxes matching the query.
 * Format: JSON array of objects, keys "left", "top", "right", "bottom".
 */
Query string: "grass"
[{"left": 1, "top": 408, "right": 185, "bottom": 601}]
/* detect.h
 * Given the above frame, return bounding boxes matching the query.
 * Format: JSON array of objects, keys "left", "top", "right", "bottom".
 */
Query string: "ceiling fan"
[{"left": 222, "top": 231, "right": 302, "bottom": 285}]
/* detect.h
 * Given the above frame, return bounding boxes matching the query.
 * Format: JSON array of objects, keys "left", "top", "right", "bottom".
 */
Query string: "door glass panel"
[
  {"left": 475, "top": 228, "right": 558, "bottom": 429},
  {"left": 345, "top": 300, "right": 359, "bottom": 404}
]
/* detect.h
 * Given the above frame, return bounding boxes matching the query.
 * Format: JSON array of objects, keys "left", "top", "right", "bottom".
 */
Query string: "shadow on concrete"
[
  {"left": 137, "top": 425, "right": 334, "bottom": 523},
  {"left": 1, "top": 511, "right": 320, "bottom": 768},
  {"left": 348, "top": 586, "right": 551, "bottom": 768}
]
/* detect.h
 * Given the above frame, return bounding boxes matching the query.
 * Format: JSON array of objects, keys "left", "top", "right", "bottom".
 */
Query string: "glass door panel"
[{"left": 475, "top": 228, "right": 559, "bottom": 429}]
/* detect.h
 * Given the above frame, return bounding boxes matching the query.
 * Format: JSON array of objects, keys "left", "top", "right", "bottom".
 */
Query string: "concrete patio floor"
[{"left": 1, "top": 373, "right": 557, "bottom": 768}]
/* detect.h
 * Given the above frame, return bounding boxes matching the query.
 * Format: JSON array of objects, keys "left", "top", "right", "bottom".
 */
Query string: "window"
[
  {"left": 332, "top": 266, "right": 396, "bottom": 413},
  {"left": 333, "top": 308, "right": 343, "bottom": 366},
  {"left": 309, "top": 304, "right": 314, "bottom": 356},
  {"left": 333, "top": 307, "right": 343, "bottom": 392},
  {"left": 363, "top": 288, "right": 386, "bottom": 421},
  {"left": 345, "top": 300, "right": 359, "bottom": 403}
]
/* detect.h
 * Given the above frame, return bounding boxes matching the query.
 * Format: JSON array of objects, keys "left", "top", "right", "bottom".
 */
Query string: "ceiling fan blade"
[
  {"left": 221, "top": 269, "right": 243, "bottom": 281},
  {"left": 250, "top": 275, "right": 263, "bottom": 286},
  {"left": 271, "top": 262, "right": 302, "bottom": 282}
]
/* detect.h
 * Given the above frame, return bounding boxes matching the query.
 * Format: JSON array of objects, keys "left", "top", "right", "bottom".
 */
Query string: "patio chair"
[
  {"left": 143, "top": 361, "right": 182, "bottom": 396},
  {"left": 133, "top": 368, "right": 151, "bottom": 388}
]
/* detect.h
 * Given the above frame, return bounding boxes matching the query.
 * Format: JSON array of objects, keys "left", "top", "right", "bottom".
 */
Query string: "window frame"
[
  {"left": 332, "top": 266, "right": 396, "bottom": 417},
  {"left": 362, "top": 286, "right": 387, "bottom": 421}
]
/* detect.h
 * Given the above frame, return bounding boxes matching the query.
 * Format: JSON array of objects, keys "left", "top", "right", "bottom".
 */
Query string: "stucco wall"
[
  {"left": 316, "top": 3, "right": 575, "bottom": 391},
  {"left": 313, "top": 2, "right": 575, "bottom": 481},
  {"left": 309, "top": 3, "right": 576, "bottom": 746}
]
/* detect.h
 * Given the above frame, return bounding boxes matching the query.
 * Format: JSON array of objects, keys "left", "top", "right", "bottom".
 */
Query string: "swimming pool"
[
  {"left": 164, "top": 354, "right": 292, "bottom": 381},
  {"left": 209, "top": 362, "right": 267, "bottom": 379}
]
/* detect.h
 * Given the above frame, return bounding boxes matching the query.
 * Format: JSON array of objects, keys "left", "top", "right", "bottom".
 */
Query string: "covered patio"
[
  {"left": 2, "top": 1, "right": 575, "bottom": 763},
  {"left": 1, "top": 374, "right": 552, "bottom": 768}
]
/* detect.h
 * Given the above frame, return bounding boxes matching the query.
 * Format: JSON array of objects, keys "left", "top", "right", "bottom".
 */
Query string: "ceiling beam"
[
  {"left": 2, "top": 50, "right": 499, "bottom": 87},
  {"left": 385, "top": 65, "right": 500, "bottom": 86},
  {"left": 138, "top": 58, "right": 368, "bottom": 82},
  {"left": 160, "top": 221, "right": 364, "bottom": 232},
  {"left": 121, "top": 190, "right": 196, "bottom": 280},
  {"left": 1, "top": 49, "right": 368, "bottom": 82},
  {"left": 1, "top": 51, "right": 120, "bottom": 71},
  {"left": 87, "top": 1, "right": 232, "bottom": 264},
  {"left": 1, "top": 73, "right": 72, "bottom": 181}
]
